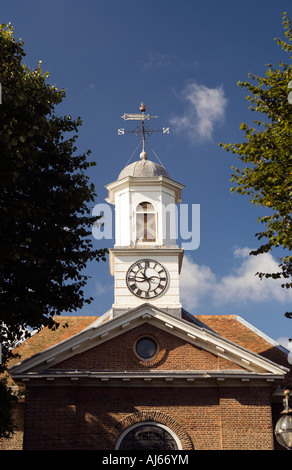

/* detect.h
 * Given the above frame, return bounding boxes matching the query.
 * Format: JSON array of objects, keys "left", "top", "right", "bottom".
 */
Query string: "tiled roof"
[
  {"left": 196, "top": 315, "right": 289, "bottom": 369},
  {"left": 8, "top": 316, "right": 99, "bottom": 369},
  {"left": 7, "top": 313, "right": 289, "bottom": 372}
]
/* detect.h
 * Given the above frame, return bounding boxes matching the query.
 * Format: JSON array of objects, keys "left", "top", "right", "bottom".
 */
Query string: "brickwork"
[
  {"left": 52, "top": 323, "right": 244, "bottom": 372},
  {"left": 220, "top": 387, "right": 274, "bottom": 450},
  {"left": 3, "top": 316, "right": 288, "bottom": 450},
  {"left": 22, "top": 385, "right": 274, "bottom": 450}
]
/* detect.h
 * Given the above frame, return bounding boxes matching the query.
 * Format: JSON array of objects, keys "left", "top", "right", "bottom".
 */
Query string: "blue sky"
[{"left": 2, "top": 0, "right": 292, "bottom": 349}]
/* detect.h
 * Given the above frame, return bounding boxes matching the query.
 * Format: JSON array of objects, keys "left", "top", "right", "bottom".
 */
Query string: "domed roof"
[{"left": 118, "top": 151, "right": 170, "bottom": 180}]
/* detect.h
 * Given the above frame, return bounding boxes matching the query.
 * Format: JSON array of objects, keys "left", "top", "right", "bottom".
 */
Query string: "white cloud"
[
  {"left": 180, "top": 255, "right": 216, "bottom": 310},
  {"left": 170, "top": 81, "right": 228, "bottom": 142},
  {"left": 96, "top": 280, "right": 111, "bottom": 296},
  {"left": 180, "top": 248, "right": 292, "bottom": 310},
  {"left": 139, "top": 51, "right": 177, "bottom": 70},
  {"left": 214, "top": 247, "right": 292, "bottom": 304}
]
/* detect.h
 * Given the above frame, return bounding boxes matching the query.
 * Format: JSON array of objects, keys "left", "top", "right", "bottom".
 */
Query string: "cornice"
[
  {"left": 105, "top": 176, "right": 184, "bottom": 205},
  {"left": 109, "top": 247, "right": 184, "bottom": 274},
  {"left": 10, "top": 304, "right": 289, "bottom": 379},
  {"left": 14, "top": 370, "right": 285, "bottom": 388}
]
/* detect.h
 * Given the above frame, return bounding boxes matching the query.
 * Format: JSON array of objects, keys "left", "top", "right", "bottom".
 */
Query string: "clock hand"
[
  {"left": 142, "top": 267, "right": 159, "bottom": 279},
  {"left": 141, "top": 270, "right": 154, "bottom": 290},
  {"left": 136, "top": 269, "right": 151, "bottom": 282},
  {"left": 135, "top": 275, "right": 147, "bottom": 282},
  {"left": 137, "top": 269, "right": 156, "bottom": 291},
  {"left": 143, "top": 275, "right": 160, "bottom": 292},
  {"left": 131, "top": 272, "right": 152, "bottom": 291},
  {"left": 145, "top": 276, "right": 160, "bottom": 284}
]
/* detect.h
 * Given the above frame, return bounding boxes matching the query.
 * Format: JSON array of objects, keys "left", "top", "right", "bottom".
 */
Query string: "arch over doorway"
[
  {"left": 115, "top": 421, "right": 181, "bottom": 450},
  {"left": 108, "top": 410, "right": 194, "bottom": 450}
]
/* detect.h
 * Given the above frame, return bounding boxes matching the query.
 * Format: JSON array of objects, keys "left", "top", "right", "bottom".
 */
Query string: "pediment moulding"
[{"left": 10, "top": 304, "right": 288, "bottom": 380}]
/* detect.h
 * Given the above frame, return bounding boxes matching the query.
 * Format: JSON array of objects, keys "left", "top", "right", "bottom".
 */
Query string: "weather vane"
[{"left": 118, "top": 102, "right": 170, "bottom": 153}]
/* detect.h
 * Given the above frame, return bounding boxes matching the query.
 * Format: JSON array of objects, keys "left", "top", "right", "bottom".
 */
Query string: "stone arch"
[{"left": 108, "top": 410, "right": 194, "bottom": 450}]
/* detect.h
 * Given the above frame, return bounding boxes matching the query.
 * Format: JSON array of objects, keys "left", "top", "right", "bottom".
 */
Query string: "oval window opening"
[{"left": 136, "top": 337, "right": 157, "bottom": 360}]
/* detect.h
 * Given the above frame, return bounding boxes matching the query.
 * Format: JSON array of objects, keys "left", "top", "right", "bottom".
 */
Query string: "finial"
[{"left": 140, "top": 150, "right": 148, "bottom": 160}]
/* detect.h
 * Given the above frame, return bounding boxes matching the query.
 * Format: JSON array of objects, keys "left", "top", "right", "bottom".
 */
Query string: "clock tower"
[{"left": 106, "top": 104, "right": 184, "bottom": 318}]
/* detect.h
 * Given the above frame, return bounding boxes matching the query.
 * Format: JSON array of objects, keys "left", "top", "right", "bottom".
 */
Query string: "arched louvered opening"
[{"left": 136, "top": 202, "right": 156, "bottom": 242}]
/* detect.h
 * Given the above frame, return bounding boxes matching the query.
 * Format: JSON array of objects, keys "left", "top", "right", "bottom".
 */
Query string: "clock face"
[{"left": 126, "top": 259, "right": 168, "bottom": 299}]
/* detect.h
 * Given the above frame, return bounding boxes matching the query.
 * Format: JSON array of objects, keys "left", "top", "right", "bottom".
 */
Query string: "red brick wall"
[
  {"left": 220, "top": 387, "right": 274, "bottom": 450},
  {"left": 23, "top": 385, "right": 274, "bottom": 450},
  {"left": 52, "top": 324, "right": 244, "bottom": 372},
  {"left": 19, "top": 323, "right": 278, "bottom": 450}
]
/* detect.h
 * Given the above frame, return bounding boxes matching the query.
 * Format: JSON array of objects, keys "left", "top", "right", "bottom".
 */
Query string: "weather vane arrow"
[{"left": 118, "top": 102, "right": 170, "bottom": 139}]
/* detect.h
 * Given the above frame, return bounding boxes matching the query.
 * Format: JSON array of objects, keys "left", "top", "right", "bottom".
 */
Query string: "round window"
[{"left": 136, "top": 337, "right": 158, "bottom": 360}]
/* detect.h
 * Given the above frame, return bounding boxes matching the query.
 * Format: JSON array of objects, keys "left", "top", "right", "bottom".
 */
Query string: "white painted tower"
[{"left": 106, "top": 104, "right": 184, "bottom": 317}]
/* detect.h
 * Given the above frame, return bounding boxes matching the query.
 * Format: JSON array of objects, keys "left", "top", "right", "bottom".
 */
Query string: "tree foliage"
[
  {"left": 0, "top": 22, "right": 107, "bottom": 379},
  {"left": 220, "top": 13, "right": 292, "bottom": 317}
]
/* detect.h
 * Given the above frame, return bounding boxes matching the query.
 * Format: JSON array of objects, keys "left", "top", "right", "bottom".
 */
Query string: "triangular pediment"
[{"left": 10, "top": 305, "right": 288, "bottom": 387}]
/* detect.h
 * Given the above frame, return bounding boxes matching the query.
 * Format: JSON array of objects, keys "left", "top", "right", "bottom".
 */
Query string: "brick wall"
[
  {"left": 220, "top": 387, "right": 274, "bottom": 450},
  {"left": 52, "top": 324, "right": 244, "bottom": 372},
  {"left": 21, "top": 323, "right": 277, "bottom": 450},
  {"left": 23, "top": 385, "right": 274, "bottom": 450},
  {"left": 5, "top": 321, "right": 282, "bottom": 450}
]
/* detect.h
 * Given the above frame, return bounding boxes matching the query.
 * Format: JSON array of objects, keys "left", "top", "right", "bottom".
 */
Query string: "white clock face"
[{"left": 126, "top": 259, "right": 168, "bottom": 299}]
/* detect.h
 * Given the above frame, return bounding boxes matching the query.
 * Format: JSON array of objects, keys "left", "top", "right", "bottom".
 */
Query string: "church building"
[{"left": 2, "top": 104, "right": 292, "bottom": 451}]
